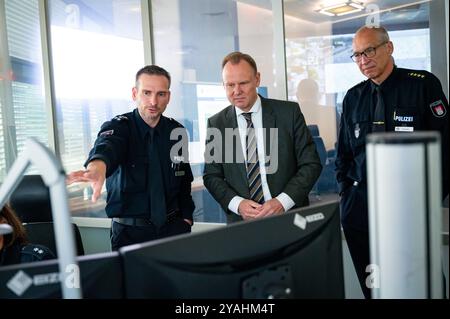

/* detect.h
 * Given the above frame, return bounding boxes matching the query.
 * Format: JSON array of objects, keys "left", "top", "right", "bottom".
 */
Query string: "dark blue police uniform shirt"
[
  {"left": 0, "top": 242, "right": 55, "bottom": 266},
  {"left": 336, "top": 67, "right": 449, "bottom": 230},
  {"left": 85, "top": 109, "right": 195, "bottom": 221}
]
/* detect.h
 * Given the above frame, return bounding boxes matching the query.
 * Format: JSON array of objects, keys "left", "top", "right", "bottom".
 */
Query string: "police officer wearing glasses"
[
  {"left": 336, "top": 26, "right": 449, "bottom": 298},
  {"left": 67, "top": 65, "right": 195, "bottom": 250}
]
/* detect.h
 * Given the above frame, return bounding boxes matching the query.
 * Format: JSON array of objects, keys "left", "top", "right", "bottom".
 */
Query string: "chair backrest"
[
  {"left": 23, "top": 222, "right": 85, "bottom": 256},
  {"left": 9, "top": 174, "right": 85, "bottom": 256},
  {"left": 9, "top": 175, "right": 53, "bottom": 223},
  {"left": 308, "top": 124, "right": 320, "bottom": 137},
  {"left": 312, "top": 136, "right": 327, "bottom": 166}
]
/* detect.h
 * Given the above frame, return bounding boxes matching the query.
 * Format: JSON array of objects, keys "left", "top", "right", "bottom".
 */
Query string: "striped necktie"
[{"left": 242, "top": 112, "right": 264, "bottom": 204}]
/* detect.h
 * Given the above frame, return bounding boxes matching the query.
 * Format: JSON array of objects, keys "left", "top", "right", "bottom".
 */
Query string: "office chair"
[
  {"left": 23, "top": 222, "right": 85, "bottom": 256},
  {"left": 312, "top": 136, "right": 327, "bottom": 166},
  {"left": 308, "top": 125, "right": 339, "bottom": 195},
  {"left": 307, "top": 125, "right": 325, "bottom": 197},
  {"left": 9, "top": 175, "right": 85, "bottom": 256},
  {"left": 307, "top": 124, "right": 320, "bottom": 138},
  {"left": 9, "top": 175, "right": 53, "bottom": 223}
]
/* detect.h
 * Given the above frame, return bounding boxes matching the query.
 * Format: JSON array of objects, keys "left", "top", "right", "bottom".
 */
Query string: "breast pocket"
[
  {"left": 169, "top": 162, "right": 185, "bottom": 190},
  {"left": 393, "top": 108, "right": 418, "bottom": 132},
  {"left": 349, "top": 120, "right": 370, "bottom": 151},
  {"left": 122, "top": 156, "right": 148, "bottom": 192}
]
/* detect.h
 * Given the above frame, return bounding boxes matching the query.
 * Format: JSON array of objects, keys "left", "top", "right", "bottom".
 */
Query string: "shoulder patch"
[
  {"left": 113, "top": 115, "right": 129, "bottom": 122},
  {"left": 408, "top": 72, "right": 425, "bottom": 79},
  {"left": 430, "top": 100, "right": 447, "bottom": 118},
  {"left": 100, "top": 129, "right": 114, "bottom": 137}
]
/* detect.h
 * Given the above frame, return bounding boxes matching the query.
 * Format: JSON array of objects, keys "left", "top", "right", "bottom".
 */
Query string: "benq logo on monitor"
[{"left": 294, "top": 212, "right": 325, "bottom": 230}]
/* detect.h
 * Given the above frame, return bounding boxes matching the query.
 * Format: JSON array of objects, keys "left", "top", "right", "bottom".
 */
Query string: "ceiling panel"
[
  {"left": 283, "top": 0, "right": 430, "bottom": 25},
  {"left": 237, "top": 0, "right": 431, "bottom": 27}
]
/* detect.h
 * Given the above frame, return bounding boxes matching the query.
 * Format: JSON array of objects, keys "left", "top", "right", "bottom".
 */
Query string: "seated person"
[{"left": 0, "top": 204, "right": 55, "bottom": 266}]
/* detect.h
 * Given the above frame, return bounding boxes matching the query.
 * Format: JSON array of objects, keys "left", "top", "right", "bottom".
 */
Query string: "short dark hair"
[
  {"left": 1, "top": 204, "right": 28, "bottom": 247},
  {"left": 222, "top": 52, "right": 258, "bottom": 74},
  {"left": 135, "top": 65, "right": 171, "bottom": 89}
]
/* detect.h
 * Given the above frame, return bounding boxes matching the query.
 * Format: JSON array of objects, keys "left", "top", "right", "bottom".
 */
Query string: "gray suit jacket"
[{"left": 203, "top": 95, "right": 322, "bottom": 223}]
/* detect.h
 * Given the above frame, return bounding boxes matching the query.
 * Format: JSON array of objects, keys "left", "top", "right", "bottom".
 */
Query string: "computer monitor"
[
  {"left": 121, "top": 200, "right": 344, "bottom": 298},
  {"left": 0, "top": 251, "right": 124, "bottom": 298}
]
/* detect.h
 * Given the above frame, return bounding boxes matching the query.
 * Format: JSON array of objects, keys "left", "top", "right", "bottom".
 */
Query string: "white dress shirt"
[{"left": 228, "top": 96, "right": 295, "bottom": 215}]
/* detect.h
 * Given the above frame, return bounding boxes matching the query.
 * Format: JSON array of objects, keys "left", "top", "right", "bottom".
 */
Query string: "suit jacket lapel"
[{"left": 225, "top": 105, "right": 248, "bottom": 189}]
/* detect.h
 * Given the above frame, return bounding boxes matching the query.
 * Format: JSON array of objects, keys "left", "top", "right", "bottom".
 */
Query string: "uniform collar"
[
  {"left": 370, "top": 81, "right": 378, "bottom": 94},
  {"left": 134, "top": 108, "right": 165, "bottom": 139},
  {"left": 371, "top": 65, "right": 399, "bottom": 93}
]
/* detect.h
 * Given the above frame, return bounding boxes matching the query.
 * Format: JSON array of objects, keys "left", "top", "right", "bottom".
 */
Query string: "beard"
[{"left": 137, "top": 103, "right": 164, "bottom": 127}]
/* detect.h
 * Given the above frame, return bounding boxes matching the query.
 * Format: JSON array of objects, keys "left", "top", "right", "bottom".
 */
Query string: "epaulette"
[
  {"left": 112, "top": 115, "right": 129, "bottom": 122},
  {"left": 167, "top": 117, "right": 182, "bottom": 127},
  {"left": 407, "top": 72, "right": 426, "bottom": 79}
]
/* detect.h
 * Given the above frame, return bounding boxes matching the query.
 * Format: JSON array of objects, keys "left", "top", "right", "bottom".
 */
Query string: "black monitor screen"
[
  {"left": 0, "top": 252, "right": 124, "bottom": 298},
  {"left": 121, "top": 200, "right": 344, "bottom": 298}
]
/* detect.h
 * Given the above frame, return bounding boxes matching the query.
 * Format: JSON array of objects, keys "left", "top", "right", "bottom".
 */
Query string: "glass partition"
[
  {"left": 0, "top": 0, "right": 49, "bottom": 181},
  {"left": 284, "top": 0, "right": 432, "bottom": 202},
  {"left": 49, "top": 0, "right": 145, "bottom": 217}
]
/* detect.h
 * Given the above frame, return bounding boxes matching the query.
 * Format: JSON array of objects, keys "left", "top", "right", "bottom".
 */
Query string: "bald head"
[
  {"left": 352, "top": 26, "right": 394, "bottom": 84},
  {"left": 354, "top": 26, "right": 390, "bottom": 45}
]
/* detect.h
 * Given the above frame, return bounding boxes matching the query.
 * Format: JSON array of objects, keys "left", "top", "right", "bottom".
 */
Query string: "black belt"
[
  {"left": 112, "top": 210, "right": 182, "bottom": 227},
  {"left": 113, "top": 217, "right": 153, "bottom": 227}
]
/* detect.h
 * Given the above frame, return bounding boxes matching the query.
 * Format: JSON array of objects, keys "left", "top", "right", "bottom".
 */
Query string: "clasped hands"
[{"left": 238, "top": 198, "right": 284, "bottom": 220}]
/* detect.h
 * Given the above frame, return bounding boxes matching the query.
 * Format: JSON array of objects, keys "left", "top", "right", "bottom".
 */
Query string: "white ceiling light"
[{"left": 319, "top": 1, "right": 365, "bottom": 16}]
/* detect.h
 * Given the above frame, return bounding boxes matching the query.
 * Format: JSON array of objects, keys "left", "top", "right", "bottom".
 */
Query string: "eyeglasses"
[{"left": 350, "top": 42, "right": 388, "bottom": 62}]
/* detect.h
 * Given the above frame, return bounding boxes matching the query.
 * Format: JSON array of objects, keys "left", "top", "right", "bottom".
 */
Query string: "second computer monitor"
[{"left": 121, "top": 200, "right": 344, "bottom": 298}]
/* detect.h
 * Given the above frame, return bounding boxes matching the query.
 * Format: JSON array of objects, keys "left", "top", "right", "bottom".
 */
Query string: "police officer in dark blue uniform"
[
  {"left": 1, "top": 205, "right": 55, "bottom": 266},
  {"left": 1, "top": 242, "right": 55, "bottom": 266},
  {"left": 336, "top": 26, "right": 449, "bottom": 298},
  {"left": 67, "top": 65, "right": 195, "bottom": 250}
]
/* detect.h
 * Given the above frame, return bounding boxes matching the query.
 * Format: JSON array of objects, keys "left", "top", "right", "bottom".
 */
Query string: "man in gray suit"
[{"left": 203, "top": 52, "right": 322, "bottom": 223}]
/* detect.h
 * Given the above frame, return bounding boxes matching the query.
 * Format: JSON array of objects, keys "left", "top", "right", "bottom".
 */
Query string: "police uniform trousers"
[
  {"left": 342, "top": 226, "right": 371, "bottom": 299},
  {"left": 110, "top": 218, "right": 191, "bottom": 251},
  {"left": 340, "top": 183, "right": 372, "bottom": 299}
]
